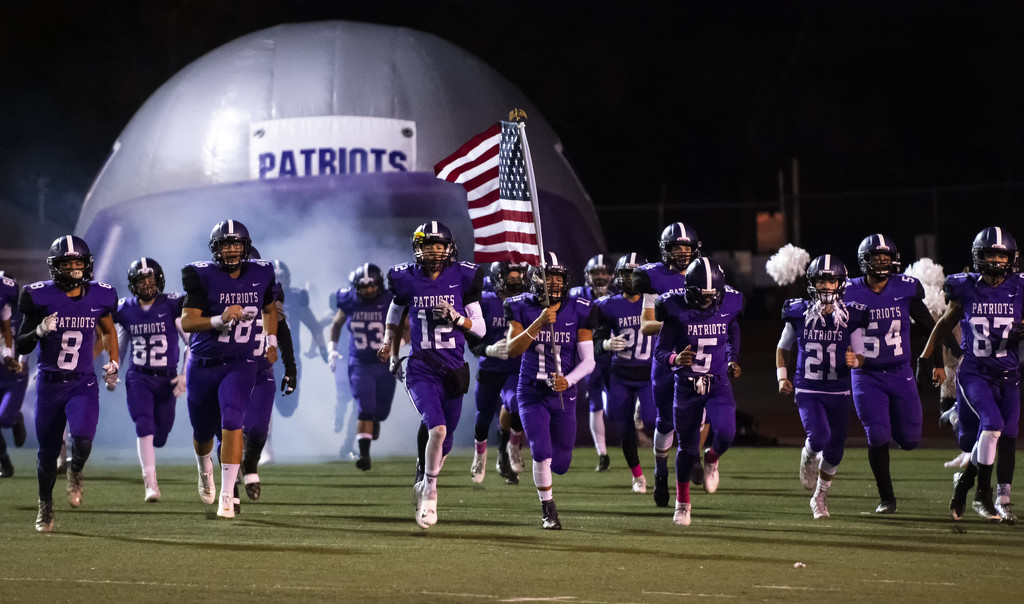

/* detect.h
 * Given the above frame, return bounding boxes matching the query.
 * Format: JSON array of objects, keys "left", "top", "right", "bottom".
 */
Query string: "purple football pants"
[
  {"left": 672, "top": 375, "right": 735, "bottom": 484},
  {"left": 796, "top": 390, "right": 851, "bottom": 468},
  {"left": 474, "top": 368, "right": 518, "bottom": 435},
  {"left": 350, "top": 361, "right": 396, "bottom": 422},
  {"left": 518, "top": 381, "right": 578, "bottom": 475},
  {"left": 652, "top": 361, "right": 675, "bottom": 433},
  {"left": 35, "top": 376, "right": 99, "bottom": 467},
  {"left": 186, "top": 358, "right": 258, "bottom": 442},
  {"left": 605, "top": 373, "right": 656, "bottom": 429},
  {"left": 243, "top": 365, "right": 276, "bottom": 441},
  {"left": 405, "top": 360, "right": 462, "bottom": 456},
  {"left": 852, "top": 364, "right": 922, "bottom": 449},
  {"left": 125, "top": 370, "right": 177, "bottom": 446},
  {"left": 0, "top": 373, "right": 29, "bottom": 428},
  {"left": 955, "top": 368, "right": 1021, "bottom": 452}
]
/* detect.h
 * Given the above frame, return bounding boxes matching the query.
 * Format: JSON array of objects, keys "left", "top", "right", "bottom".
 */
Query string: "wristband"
[
  {"left": 2, "top": 346, "right": 12, "bottom": 359},
  {"left": 776, "top": 367, "right": 787, "bottom": 381},
  {"left": 456, "top": 315, "right": 466, "bottom": 327},
  {"left": 329, "top": 340, "right": 338, "bottom": 353},
  {"left": 669, "top": 353, "right": 678, "bottom": 366},
  {"left": 210, "top": 315, "right": 225, "bottom": 329},
  {"left": 266, "top": 335, "right": 278, "bottom": 348}
]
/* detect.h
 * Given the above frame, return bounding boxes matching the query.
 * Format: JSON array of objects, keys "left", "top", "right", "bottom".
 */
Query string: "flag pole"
[{"left": 512, "top": 109, "right": 563, "bottom": 406}]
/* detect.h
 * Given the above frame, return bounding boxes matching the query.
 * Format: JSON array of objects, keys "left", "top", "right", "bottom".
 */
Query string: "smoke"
[{"left": 23, "top": 174, "right": 489, "bottom": 465}]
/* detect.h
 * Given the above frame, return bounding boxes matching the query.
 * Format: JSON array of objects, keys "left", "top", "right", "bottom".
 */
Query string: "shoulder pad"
[
  {"left": 575, "top": 297, "right": 592, "bottom": 307},
  {"left": 847, "top": 300, "right": 868, "bottom": 312},
  {"left": 167, "top": 292, "right": 181, "bottom": 300},
  {"left": 459, "top": 261, "right": 477, "bottom": 269},
  {"left": 96, "top": 281, "right": 115, "bottom": 289}
]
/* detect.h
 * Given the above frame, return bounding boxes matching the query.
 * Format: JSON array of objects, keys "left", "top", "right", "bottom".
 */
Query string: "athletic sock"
[
  {"left": 676, "top": 480, "right": 690, "bottom": 504},
  {"left": 997, "top": 436, "right": 1016, "bottom": 485},
  {"left": 474, "top": 439, "right": 487, "bottom": 454},
  {"left": 590, "top": 410, "right": 607, "bottom": 456},
  {"left": 705, "top": 447, "right": 720, "bottom": 464},
  {"left": 219, "top": 463, "right": 240, "bottom": 501},
  {"left": 69, "top": 436, "right": 92, "bottom": 474},
  {"left": 867, "top": 445, "right": 894, "bottom": 501},
  {"left": 533, "top": 459, "right": 553, "bottom": 501},
  {"left": 977, "top": 463, "right": 995, "bottom": 496},
  {"left": 358, "top": 437, "right": 371, "bottom": 458}
]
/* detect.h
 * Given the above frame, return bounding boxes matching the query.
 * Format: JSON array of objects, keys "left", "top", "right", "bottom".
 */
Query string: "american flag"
[{"left": 434, "top": 122, "right": 540, "bottom": 265}]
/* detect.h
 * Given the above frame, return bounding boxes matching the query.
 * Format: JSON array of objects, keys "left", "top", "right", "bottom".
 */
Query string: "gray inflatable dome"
[
  {"left": 78, "top": 20, "right": 603, "bottom": 282},
  {"left": 74, "top": 21, "right": 604, "bottom": 462}
]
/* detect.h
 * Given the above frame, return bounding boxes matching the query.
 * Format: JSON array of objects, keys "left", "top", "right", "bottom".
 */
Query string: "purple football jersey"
[
  {"left": 336, "top": 286, "right": 393, "bottom": 364},
  {"left": 504, "top": 293, "right": 597, "bottom": 380},
  {"left": 476, "top": 291, "right": 522, "bottom": 373},
  {"left": 20, "top": 280, "right": 118, "bottom": 373},
  {"left": 945, "top": 272, "right": 1024, "bottom": 373},
  {"left": 781, "top": 297, "right": 869, "bottom": 393},
  {"left": 633, "top": 262, "right": 686, "bottom": 297},
  {"left": 654, "top": 287, "right": 743, "bottom": 378},
  {"left": 0, "top": 274, "right": 17, "bottom": 317},
  {"left": 251, "top": 280, "right": 286, "bottom": 371},
  {"left": 181, "top": 259, "right": 276, "bottom": 360},
  {"left": 387, "top": 261, "right": 483, "bottom": 371},
  {"left": 844, "top": 274, "right": 925, "bottom": 369},
  {"left": 594, "top": 293, "right": 654, "bottom": 369},
  {"left": 114, "top": 292, "right": 183, "bottom": 372}
]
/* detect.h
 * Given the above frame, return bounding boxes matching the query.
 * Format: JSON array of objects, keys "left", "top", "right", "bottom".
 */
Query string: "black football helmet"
[
  {"left": 584, "top": 254, "right": 613, "bottom": 296},
  {"left": 614, "top": 252, "right": 648, "bottom": 296},
  {"left": 272, "top": 259, "right": 291, "bottom": 289},
  {"left": 972, "top": 226, "right": 1018, "bottom": 278},
  {"left": 806, "top": 255, "right": 848, "bottom": 304},
  {"left": 349, "top": 263, "right": 385, "bottom": 301},
  {"left": 684, "top": 257, "right": 726, "bottom": 310},
  {"left": 127, "top": 257, "right": 165, "bottom": 302},
  {"left": 209, "top": 220, "right": 252, "bottom": 272},
  {"left": 47, "top": 235, "right": 94, "bottom": 292},
  {"left": 489, "top": 261, "right": 529, "bottom": 297},
  {"left": 529, "top": 252, "right": 570, "bottom": 306},
  {"left": 412, "top": 221, "right": 458, "bottom": 273},
  {"left": 659, "top": 222, "right": 702, "bottom": 271},
  {"left": 857, "top": 234, "right": 901, "bottom": 279}
]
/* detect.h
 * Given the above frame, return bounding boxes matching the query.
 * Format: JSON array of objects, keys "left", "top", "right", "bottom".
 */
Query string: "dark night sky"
[{"left": 4, "top": 1, "right": 1024, "bottom": 264}]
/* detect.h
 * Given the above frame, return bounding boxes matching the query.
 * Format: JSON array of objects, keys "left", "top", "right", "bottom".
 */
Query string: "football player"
[
  {"left": 570, "top": 254, "right": 614, "bottom": 472},
  {"left": 380, "top": 221, "right": 485, "bottom": 529},
  {"left": 180, "top": 220, "right": 278, "bottom": 519},
  {"left": 632, "top": 222, "right": 703, "bottom": 506},
  {"left": 112, "top": 257, "right": 189, "bottom": 502},
  {"left": 329, "top": 263, "right": 397, "bottom": 471},
  {"left": 505, "top": 252, "right": 597, "bottom": 529},
  {"left": 654, "top": 258, "right": 743, "bottom": 525},
  {"left": 16, "top": 236, "right": 120, "bottom": 532},
  {"left": 239, "top": 247, "right": 297, "bottom": 503},
  {"left": 777, "top": 255, "right": 868, "bottom": 520},
  {"left": 0, "top": 269, "right": 28, "bottom": 478},
  {"left": 466, "top": 261, "right": 528, "bottom": 484},
  {"left": 844, "top": 234, "right": 955, "bottom": 514},
  {"left": 918, "top": 227, "right": 1022, "bottom": 523},
  {"left": 593, "top": 253, "right": 656, "bottom": 494}
]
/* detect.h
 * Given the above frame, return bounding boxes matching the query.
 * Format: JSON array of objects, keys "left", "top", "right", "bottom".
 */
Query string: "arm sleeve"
[
  {"left": 277, "top": 316, "right": 297, "bottom": 373},
  {"left": 386, "top": 301, "right": 407, "bottom": 327},
  {"left": 462, "top": 266, "right": 485, "bottom": 306},
  {"left": 181, "top": 265, "right": 207, "bottom": 311},
  {"left": 727, "top": 317, "right": 741, "bottom": 363},
  {"left": 466, "top": 331, "right": 490, "bottom": 357},
  {"left": 564, "top": 339, "right": 595, "bottom": 387},
  {"left": 777, "top": 322, "right": 796, "bottom": 350},
  {"left": 15, "top": 288, "right": 42, "bottom": 355},
  {"left": 849, "top": 327, "right": 866, "bottom": 356},
  {"left": 463, "top": 301, "right": 486, "bottom": 338},
  {"left": 591, "top": 308, "right": 612, "bottom": 356}
]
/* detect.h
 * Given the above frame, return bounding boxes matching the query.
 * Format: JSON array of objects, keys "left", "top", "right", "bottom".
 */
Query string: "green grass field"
[{"left": 0, "top": 446, "right": 1020, "bottom": 603}]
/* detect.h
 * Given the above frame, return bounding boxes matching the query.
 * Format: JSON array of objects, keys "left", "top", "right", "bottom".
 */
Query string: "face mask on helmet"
[
  {"left": 47, "top": 235, "right": 94, "bottom": 292},
  {"left": 613, "top": 252, "right": 647, "bottom": 296},
  {"left": 971, "top": 227, "right": 1018, "bottom": 279},
  {"left": 659, "top": 222, "right": 702, "bottom": 271},
  {"left": 806, "top": 255, "right": 848, "bottom": 305},
  {"left": 209, "top": 220, "right": 252, "bottom": 272},
  {"left": 683, "top": 257, "right": 725, "bottom": 310},
  {"left": 584, "top": 255, "right": 612, "bottom": 296},
  {"left": 529, "top": 254, "right": 570, "bottom": 306},
  {"left": 490, "top": 261, "right": 529, "bottom": 297},
  {"left": 128, "top": 257, "right": 165, "bottom": 302},
  {"left": 350, "top": 263, "right": 384, "bottom": 301},
  {"left": 412, "top": 222, "right": 457, "bottom": 273},
  {"left": 857, "top": 234, "right": 901, "bottom": 279}
]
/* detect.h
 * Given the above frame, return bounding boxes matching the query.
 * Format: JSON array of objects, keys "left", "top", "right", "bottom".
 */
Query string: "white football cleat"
[
  {"left": 811, "top": 490, "right": 830, "bottom": 519},
  {"left": 470, "top": 450, "right": 486, "bottom": 484},
  {"left": 673, "top": 502, "right": 691, "bottom": 526},
  {"left": 198, "top": 471, "right": 216, "bottom": 505},
  {"left": 144, "top": 485, "right": 161, "bottom": 503},
  {"left": 632, "top": 474, "right": 647, "bottom": 494},
  {"left": 217, "top": 492, "right": 235, "bottom": 519},
  {"left": 507, "top": 442, "right": 524, "bottom": 474},
  {"left": 702, "top": 453, "right": 719, "bottom": 494},
  {"left": 799, "top": 447, "right": 819, "bottom": 490}
]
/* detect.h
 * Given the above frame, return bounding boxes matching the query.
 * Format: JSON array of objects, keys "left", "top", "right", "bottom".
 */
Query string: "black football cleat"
[
  {"left": 653, "top": 473, "right": 670, "bottom": 508},
  {"left": 355, "top": 455, "right": 371, "bottom": 471},
  {"left": 595, "top": 454, "right": 610, "bottom": 472},
  {"left": 0, "top": 454, "right": 13, "bottom": 478},
  {"left": 541, "top": 500, "right": 562, "bottom": 530}
]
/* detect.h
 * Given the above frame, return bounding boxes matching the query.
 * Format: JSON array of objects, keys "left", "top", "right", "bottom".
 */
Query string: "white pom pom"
[
  {"left": 905, "top": 258, "right": 947, "bottom": 319},
  {"left": 766, "top": 244, "right": 811, "bottom": 286}
]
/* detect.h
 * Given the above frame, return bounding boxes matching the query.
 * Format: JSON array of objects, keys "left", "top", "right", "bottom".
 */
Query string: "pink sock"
[
  {"left": 705, "top": 448, "right": 720, "bottom": 464},
  {"left": 475, "top": 440, "right": 487, "bottom": 454},
  {"left": 510, "top": 431, "right": 523, "bottom": 447},
  {"left": 676, "top": 481, "right": 690, "bottom": 504},
  {"left": 631, "top": 465, "right": 643, "bottom": 478}
]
